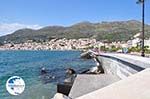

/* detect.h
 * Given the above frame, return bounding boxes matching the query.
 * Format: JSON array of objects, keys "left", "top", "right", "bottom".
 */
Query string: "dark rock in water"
[
  {"left": 64, "top": 74, "right": 76, "bottom": 84},
  {"left": 39, "top": 67, "right": 57, "bottom": 84},
  {"left": 80, "top": 51, "right": 93, "bottom": 59},
  {"left": 66, "top": 68, "right": 76, "bottom": 75},
  {"left": 64, "top": 68, "right": 77, "bottom": 84},
  {"left": 41, "top": 67, "right": 47, "bottom": 75},
  {"left": 80, "top": 56, "right": 104, "bottom": 74},
  {"left": 80, "top": 50, "right": 98, "bottom": 59},
  {"left": 40, "top": 74, "right": 56, "bottom": 84}
]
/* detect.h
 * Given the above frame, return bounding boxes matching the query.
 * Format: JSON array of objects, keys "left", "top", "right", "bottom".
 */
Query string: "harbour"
[
  {"left": 53, "top": 51, "right": 150, "bottom": 99},
  {"left": 0, "top": 51, "right": 95, "bottom": 99}
]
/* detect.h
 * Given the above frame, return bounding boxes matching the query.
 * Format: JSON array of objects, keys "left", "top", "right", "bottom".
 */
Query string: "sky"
[{"left": 0, "top": 0, "right": 150, "bottom": 36}]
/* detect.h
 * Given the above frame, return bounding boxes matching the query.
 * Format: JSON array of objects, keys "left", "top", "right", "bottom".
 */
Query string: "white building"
[
  {"left": 127, "top": 38, "right": 150, "bottom": 49},
  {"left": 127, "top": 38, "right": 141, "bottom": 48},
  {"left": 144, "top": 39, "right": 150, "bottom": 49}
]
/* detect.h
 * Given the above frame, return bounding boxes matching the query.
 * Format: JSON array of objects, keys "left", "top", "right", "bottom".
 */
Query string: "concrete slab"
[
  {"left": 69, "top": 74, "right": 120, "bottom": 98},
  {"left": 77, "top": 68, "right": 150, "bottom": 99},
  {"left": 101, "top": 53, "right": 150, "bottom": 68}
]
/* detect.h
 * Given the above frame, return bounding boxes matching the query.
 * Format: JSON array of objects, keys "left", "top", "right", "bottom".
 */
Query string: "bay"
[{"left": 0, "top": 51, "right": 95, "bottom": 99}]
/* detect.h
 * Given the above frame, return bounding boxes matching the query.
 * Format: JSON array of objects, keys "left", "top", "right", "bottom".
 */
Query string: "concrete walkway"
[
  {"left": 77, "top": 68, "right": 150, "bottom": 99},
  {"left": 69, "top": 74, "right": 120, "bottom": 98},
  {"left": 100, "top": 53, "right": 150, "bottom": 68}
]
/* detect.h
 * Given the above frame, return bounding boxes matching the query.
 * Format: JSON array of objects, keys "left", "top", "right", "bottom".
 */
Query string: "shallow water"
[{"left": 0, "top": 51, "right": 95, "bottom": 99}]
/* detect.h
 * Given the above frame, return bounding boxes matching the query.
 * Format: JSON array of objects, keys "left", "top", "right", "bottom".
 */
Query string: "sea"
[{"left": 0, "top": 51, "right": 95, "bottom": 99}]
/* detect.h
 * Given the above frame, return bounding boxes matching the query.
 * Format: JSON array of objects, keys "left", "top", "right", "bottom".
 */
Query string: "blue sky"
[{"left": 0, "top": 0, "right": 150, "bottom": 35}]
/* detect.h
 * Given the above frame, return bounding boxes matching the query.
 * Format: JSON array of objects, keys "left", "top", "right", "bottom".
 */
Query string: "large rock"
[{"left": 53, "top": 93, "right": 71, "bottom": 99}]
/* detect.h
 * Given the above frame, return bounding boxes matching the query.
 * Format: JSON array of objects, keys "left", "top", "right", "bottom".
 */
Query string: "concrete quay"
[
  {"left": 69, "top": 74, "right": 120, "bottom": 98},
  {"left": 98, "top": 53, "right": 150, "bottom": 79},
  {"left": 54, "top": 53, "right": 150, "bottom": 99},
  {"left": 77, "top": 68, "right": 150, "bottom": 99},
  {"left": 100, "top": 53, "right": 150, "bottom": 68},
  {"left": 71, "top": 53, "right": 150, "bottom": 98}
]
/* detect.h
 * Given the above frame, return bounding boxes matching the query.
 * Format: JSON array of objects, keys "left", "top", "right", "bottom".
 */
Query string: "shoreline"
[
  {"left": 0, "top": 51, "right": 92, "bottom": 99},
  {"left": 0, "top": 49, "right": 81, "bottom": 51},
  {"left": 0, "top": 38, "right": 97, "bottom": 51}
]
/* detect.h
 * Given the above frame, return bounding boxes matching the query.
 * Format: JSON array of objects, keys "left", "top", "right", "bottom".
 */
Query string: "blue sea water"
[{"left": 0, "top": 51, "right": 95, "bottom": 99}]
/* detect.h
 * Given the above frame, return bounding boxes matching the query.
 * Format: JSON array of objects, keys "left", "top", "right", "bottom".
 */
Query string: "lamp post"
[{"left": 137, "top": 0, "right": 145, "bottom": 57}]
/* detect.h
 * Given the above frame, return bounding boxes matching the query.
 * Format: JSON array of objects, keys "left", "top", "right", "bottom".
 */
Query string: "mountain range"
[{"left": 0, "top": 20, "right": 150, "bottom": 44}]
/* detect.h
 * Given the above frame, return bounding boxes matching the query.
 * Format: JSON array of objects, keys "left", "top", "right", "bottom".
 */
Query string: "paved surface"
[
  {"left": 69, "top": 74, "right": 120, "bottom": 98},
  {"left": 100, "top": 53, "right": 150, "bottom": 68},
  {"left": 77, "top": 68, "right": 150, "bottom": 99}
]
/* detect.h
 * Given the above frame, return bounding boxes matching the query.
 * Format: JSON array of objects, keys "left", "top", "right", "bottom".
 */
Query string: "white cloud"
[{"left": 0, "top": 23, "right": 43, "bottom": 36}]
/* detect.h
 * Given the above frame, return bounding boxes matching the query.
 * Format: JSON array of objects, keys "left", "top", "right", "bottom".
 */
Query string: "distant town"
[{"left": 0, "top": 35, "right": 150, "bottom": 55}]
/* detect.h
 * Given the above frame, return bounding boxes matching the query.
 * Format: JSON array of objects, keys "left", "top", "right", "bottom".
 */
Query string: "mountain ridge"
[{"left": 0, "top": 20, "right": 150, "bottom": 44}]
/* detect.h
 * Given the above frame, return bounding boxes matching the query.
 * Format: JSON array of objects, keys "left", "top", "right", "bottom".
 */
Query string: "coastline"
[
  {"left": 0, "top": 38, "right": 97, "bottom": 51},
  {"left": 0, "top": 51, "right": 94, "bottom": 99}
]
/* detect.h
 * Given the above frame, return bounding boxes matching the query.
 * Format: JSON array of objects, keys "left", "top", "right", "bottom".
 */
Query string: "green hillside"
[{"left": 0, "top": 20, "right": 150, "bottom": 44}]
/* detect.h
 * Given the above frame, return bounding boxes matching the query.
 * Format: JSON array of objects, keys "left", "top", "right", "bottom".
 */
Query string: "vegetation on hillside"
[{"left": 0, "top": 20, "right": 150, "bottom": 44}]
